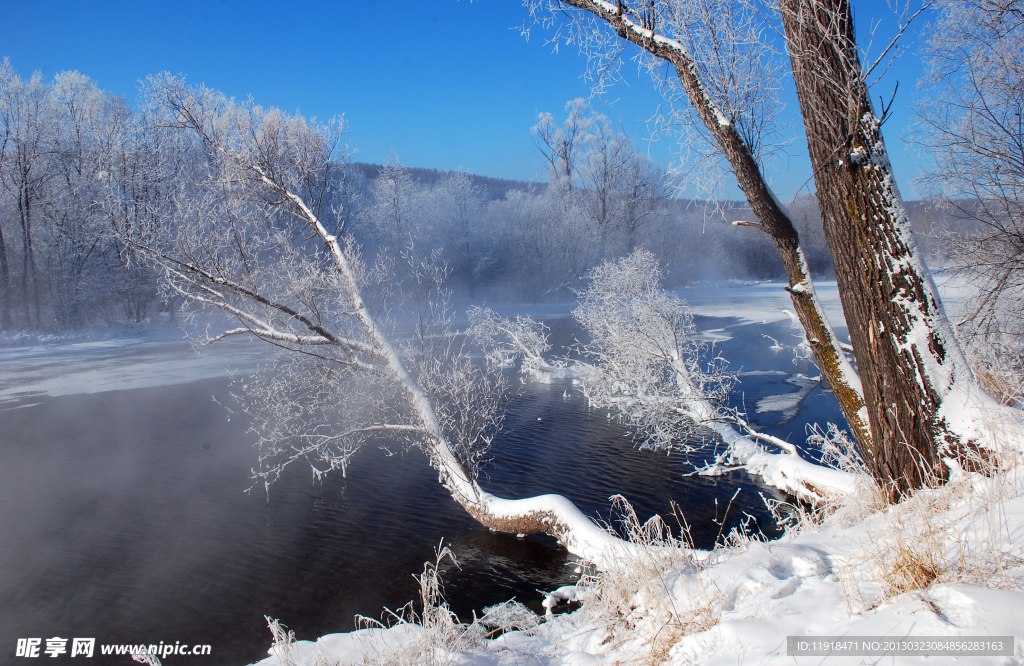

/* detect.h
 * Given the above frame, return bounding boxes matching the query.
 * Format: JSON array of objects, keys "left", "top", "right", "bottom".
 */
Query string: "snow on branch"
[
  {"left": 573, "top": 249, "right": 862, "bottom": 502},
  {"left": 115, "top": 76, "right": 668, "bottom": 567}
]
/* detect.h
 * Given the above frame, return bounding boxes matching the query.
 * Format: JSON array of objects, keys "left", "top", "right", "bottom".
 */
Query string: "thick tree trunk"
[
  {"left": 779, "top": 0, "right": 985, "bottom": 499},
  {"left": 558, "top": 0, "right": 872, "bottom": 451}
]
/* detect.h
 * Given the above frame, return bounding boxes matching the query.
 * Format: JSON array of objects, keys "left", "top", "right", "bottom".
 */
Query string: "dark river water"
[{"left": 0, "top": 311, "right": 848, "bottom": 665}]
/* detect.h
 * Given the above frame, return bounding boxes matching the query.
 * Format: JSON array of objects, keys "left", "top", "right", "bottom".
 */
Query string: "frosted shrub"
[
  {"left": 961, "top": 327, "right": 1024, "bottom": 408},
  {"left": 573, "top": 249, "right": 732, "bottom": 454},
  {"left": 478, "top": 600, "right": 541, "bottom": 636},
  {"left": 259, "top": 544, "right": 561, "bottom": 666},
  {"left": 804, "top": 423, "right": 885, "bottom": 528},
  {"left": 265, "top": 618, "right": 300, "bottom": 666},
  {"left": 466, "top": 305, "right": 568, "bottom": 381}
]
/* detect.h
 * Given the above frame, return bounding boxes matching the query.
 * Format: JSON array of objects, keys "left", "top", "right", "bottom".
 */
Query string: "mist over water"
[{"left": 0, "top": 297, "right": 846, "bottom": 665}]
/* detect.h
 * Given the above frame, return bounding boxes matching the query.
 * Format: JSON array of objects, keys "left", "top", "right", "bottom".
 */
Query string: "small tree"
[
  {"left": 534, "top": 100, "right": 665, "bottom": 253},
  {"left": 572, "top": 249, "right": 732, "bottom": 451},
  {"left": 435, "top": 170, "right": 485, "bottom": 289},
  {"left": 367, "top": 152, "right": 419, "bottom": 248}
]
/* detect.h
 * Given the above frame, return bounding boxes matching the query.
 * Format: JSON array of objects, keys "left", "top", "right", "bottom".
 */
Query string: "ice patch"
[{"left": 754, "top": 374, "right": 819, "bottom": 422}]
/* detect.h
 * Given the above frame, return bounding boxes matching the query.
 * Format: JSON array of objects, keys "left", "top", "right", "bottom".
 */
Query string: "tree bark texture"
[{"left": 779, "top": 0, "right": 979, "bottom": 499}]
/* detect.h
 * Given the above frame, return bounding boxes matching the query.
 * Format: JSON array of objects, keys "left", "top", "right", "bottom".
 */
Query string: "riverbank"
[{"left": 253, "top": 445, "right": 1024, "bottom": 665}]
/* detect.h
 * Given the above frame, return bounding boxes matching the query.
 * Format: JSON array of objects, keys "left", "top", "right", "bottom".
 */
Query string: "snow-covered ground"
[
  {"left": 0, "top": 320, "right": 259, "bottom": 407},
  {"left": 253, "top": 462, "right": 1024, "bottom": 666}
]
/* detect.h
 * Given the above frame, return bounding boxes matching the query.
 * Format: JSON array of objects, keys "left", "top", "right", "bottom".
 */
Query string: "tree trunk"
[
  {"left": 18, "top": 175, "right": 39, "bottom": 328},
  {"left": 558, "top": 0, "right": 872, "bottom": 451},
  {"left": 779, "top": 0, "right": 984, "bottom": 499},
  {"left": 0, "top": 220, "right": 10, "bottom": 329}
]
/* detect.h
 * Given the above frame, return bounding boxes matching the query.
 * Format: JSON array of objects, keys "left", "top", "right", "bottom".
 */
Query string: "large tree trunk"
[
  {"left": 779, "top": 0, "right": 987, "bottom": 499},
  {"left": 558, "top": 0, "right": 872, "bottom": 451}
]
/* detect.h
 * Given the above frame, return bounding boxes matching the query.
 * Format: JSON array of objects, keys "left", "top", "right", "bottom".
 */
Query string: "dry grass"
[
  {"left": 264, "top": 542, "right": 544, "bottom": 666},
  {"left": 977, "top": 368, "right": 1024, "bottom": 406},
  {"left": 761, "top": 424, "right": 886, "bottom": 537},
  {"left": 758, "top": 419, "right": 1024, "bottom": 615},
  {"left": 825, "top": 427, "right": 1024, "bottom": 612},
  {"left": 569, "top": 496, "right": 725, "bottom": 665},
  {"left": 869, "top": 508, "right": 946, "bottom": 599}
]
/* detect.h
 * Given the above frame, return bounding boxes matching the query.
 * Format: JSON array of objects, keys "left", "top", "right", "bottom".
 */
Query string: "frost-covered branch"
[
  {"left": 524, "top": 0, "right": 873, "bottom": 455},
  {"left": 572, "top": 250, "right": 859, "bottom": 502},
  {"left": 120, "top": 75, "right": 647, "bottom": 568},
  {"left": 573, "top": 249, "right": 732, "bottom": 451},
  {"left": 467, "top": 306, "right": 571, "bottom": 381}
]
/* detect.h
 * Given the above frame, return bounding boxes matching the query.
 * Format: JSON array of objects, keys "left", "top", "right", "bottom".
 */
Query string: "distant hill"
[{"left": 351, "top": 162, "right": 541, "bottom": 201}]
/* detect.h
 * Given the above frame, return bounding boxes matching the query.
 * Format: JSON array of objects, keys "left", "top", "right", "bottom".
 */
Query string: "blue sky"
[{"left": 3, "top": 0, "right": 933, "bottom": 200}]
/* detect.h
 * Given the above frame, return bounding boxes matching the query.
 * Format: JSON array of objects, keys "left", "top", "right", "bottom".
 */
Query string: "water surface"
[{"left": 0, "top": 301, "right": 844, "bottom": 665}]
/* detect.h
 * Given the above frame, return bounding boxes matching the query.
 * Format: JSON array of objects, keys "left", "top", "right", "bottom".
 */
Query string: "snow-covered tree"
[
  {"left": 774, "top": 0, "right": 1016, "bottom": 496},
  {"left": 0, "top": 62, "right": 145, "bottom": 330},
  {"left": 533, "top": 98, "right": 590, "bottom": 190},
  {"left": 367, "top": 153, "right": 419, "bottom": 249},
  {"left": 572, "top": 249, "right": 731, "bottom": 451},
  {"left": 435, "top": 170, "right": 485, "bottom": 288},
  {"left": 125, "top": 75, "right": 636, "bottom": 567},
  {"left": 42, "top": 72, "right": 130, "bottom": 327},
  {"left": 526, "top": 0, "right": 1024, "bottom": 500},
  {"left": 523, "top": 1, "right": 871, "bottom": 459},
  {"left": 489, "top": 185, "right": 599, "bottom": 297},
  {"left": 472, "top": 248, "right": 861, "bottom": 502},
  {"left": 0, "top": 61, "right": 52, "bottom": 328},
  {"left": 534, "top": 100, "right": 666, "bottom": 253},
  {"left": 915, "top": 0, "right": 1024, "bottom": 404}
]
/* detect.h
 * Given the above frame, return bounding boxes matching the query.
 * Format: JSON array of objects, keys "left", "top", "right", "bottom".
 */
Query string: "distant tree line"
[
  {"left": 0, "top": 62, "right": 162, "bottom": 330},
  {"left": 0, "top": 63, "right": 954, "bottom": 332}
]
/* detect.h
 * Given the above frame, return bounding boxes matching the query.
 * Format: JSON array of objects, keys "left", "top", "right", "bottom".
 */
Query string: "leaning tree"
[
  {"left": 113, "top": 74, "right": 655, "bottom": 567},
  {"left": 527, "top": 0, "right": 1021, "bottom": 500},
  {"left": 776, "top": 0, "right": 1013, "bottom": 496},
  {"left": 524, "top": 0, "right": 873, "bottom": 459}
]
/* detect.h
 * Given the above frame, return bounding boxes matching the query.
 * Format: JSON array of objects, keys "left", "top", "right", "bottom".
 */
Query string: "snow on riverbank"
[
  {"left": 253, "top": 453, "right": 1024, "bottom": 666},
  {"left": 679, "top": 272, "right": 970, "bottom": 328},
  {"left": 239, "top": 275, "right": 1020, "bottom": 665},
  {"left": 0, "top": 320, "right": 259, "bottom": 406}
]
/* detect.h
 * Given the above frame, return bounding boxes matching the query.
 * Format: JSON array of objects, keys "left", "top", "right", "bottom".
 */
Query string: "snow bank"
[
  {"left": 726, "top": 438, "right": 860, "bottom": 501},
  {"left": 253, "top": 462, "right": 1024, "bottom": 666},
  {"left": 256, "top": 625, "right": 427, "bottom": 666}
]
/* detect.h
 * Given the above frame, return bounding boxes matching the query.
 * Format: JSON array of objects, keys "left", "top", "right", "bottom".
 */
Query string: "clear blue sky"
[{"left": 3, "top": 0, "right": 933, "bottom": 201}]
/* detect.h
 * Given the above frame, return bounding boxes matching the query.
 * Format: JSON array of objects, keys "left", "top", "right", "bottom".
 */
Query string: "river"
[{"left": 0, "top": 281, "right": 882, "bottom": 665}]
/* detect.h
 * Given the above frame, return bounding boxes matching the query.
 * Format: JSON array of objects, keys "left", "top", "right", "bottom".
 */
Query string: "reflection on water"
[{"left": 0, "top": 314, "right": 845, "bottom": 665}]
